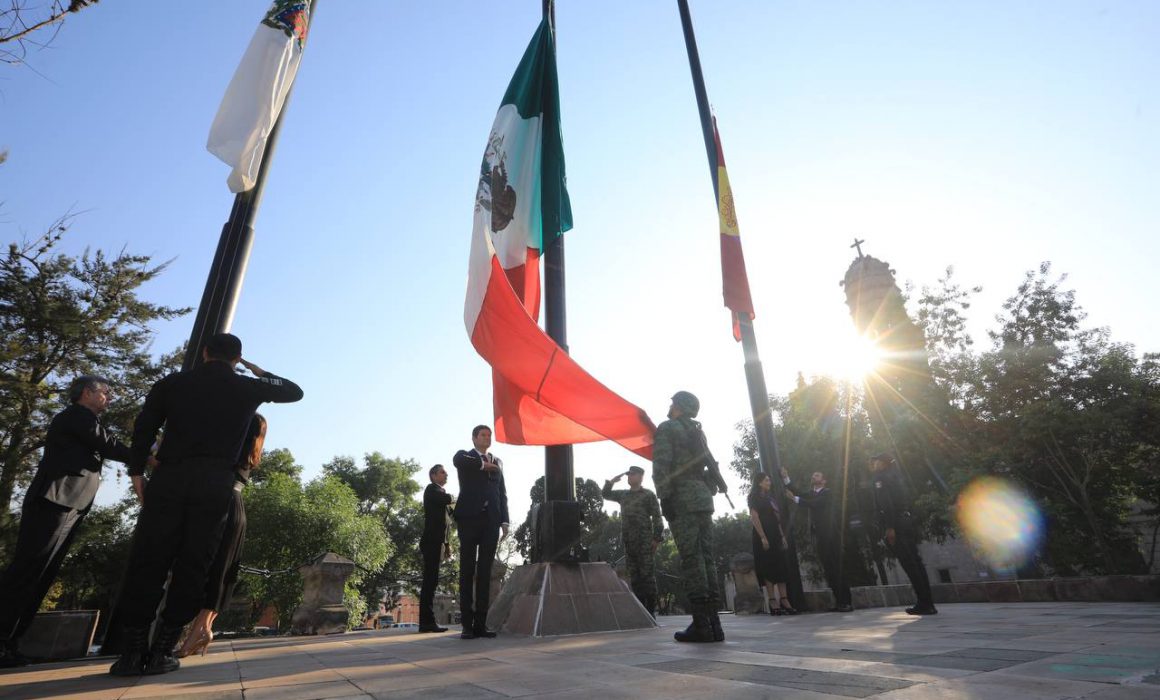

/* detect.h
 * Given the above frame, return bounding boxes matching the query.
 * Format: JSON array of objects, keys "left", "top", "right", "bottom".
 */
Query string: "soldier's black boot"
[
  {"left": 674, "top": 599, "right": 714, "bottom": 643},
  {"left": 707, "top": 598, "right": 725, "bottom": 642},
  {"left": 108, "top": 626, "right": 150, "bottom": 676},
  {"left": 143, "top": 624, "right": 184, "bottom": 675}
]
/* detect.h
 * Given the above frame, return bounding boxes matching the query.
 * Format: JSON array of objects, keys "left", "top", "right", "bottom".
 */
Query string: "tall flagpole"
[
  {"left": 541, "top": 0, "right": 573, "bottom": 505},
  {"left": 675, "top": 0, "right": 804, "bottom": 607},
  {"left": 182, "top": 3, "right": 317, "bottom": 370}
]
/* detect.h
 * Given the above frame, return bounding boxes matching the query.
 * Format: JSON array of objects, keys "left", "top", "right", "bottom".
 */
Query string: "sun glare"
[
  {"left": 829, "top": 333, "right": 884, "bottom": 383},
  {"left": 800, "top": 330, "right": 884, "bottom": 384}
]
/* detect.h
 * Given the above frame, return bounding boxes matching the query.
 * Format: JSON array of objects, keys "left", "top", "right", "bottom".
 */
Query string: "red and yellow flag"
[{"left": 714, "top": 119, "right": 755, "bottom": 341}]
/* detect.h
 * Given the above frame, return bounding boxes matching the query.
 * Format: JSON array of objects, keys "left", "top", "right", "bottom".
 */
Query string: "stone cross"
[{"left": 850, "top": 238, "right": 866, "bottom": 258}]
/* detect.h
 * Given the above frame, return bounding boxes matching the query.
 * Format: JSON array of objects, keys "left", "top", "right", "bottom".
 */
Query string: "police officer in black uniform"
[
  {"left": 0, "top": 376, "right": 131, "bottom": 667},
  {"left": 109, "top": 334, "right": 303, "bottom": 676},
  {"left": 868, "top": 453, "right": 936, "bottom": 615}
]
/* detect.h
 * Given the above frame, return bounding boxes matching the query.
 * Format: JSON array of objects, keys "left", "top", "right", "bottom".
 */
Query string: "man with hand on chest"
[{"left": 451, "top": 424, "right": 509, "bottom": 639}]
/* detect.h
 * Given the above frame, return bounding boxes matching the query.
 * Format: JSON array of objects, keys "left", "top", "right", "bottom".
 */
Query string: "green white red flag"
[{"left": 464, "top": 19, "right": 654, "bottom": 459}]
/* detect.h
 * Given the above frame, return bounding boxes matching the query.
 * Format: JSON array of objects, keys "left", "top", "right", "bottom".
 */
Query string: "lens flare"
[{"left": 956, "top": 477, "right": 1043, "bottom": 568}]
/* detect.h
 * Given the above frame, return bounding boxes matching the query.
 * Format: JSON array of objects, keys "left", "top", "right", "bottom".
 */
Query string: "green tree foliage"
[
  {"left": 923, "top": 264, "right": 1159, "bottom": 574},
  {"left": 251, "top": 448, "right": 304, "bottom": 484},
  {"left": 322, "top": 453, "right": 424, "bottom": 615},
  {"left": 0, "top": 225, "right": 187, "bottom": 534},
  {"left": 242, "top": 471, "right": 390, "bottom": 629},
  {"left": 513, "top": 476, "right": 608, "bottom": 560}
]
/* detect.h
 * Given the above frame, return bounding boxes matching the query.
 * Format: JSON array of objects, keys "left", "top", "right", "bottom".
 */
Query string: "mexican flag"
[
  {"left": 714, "top": 118, "right": 755, "bottom": 341},
  {"left": 465, "top": 19, "right": 655, "bottom": 459},
  {"left": 207, "top": 0, "right": 313, "bottom": 193}
]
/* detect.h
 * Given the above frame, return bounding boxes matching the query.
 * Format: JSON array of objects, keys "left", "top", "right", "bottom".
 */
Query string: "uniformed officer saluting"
[
  {"left": 602, "top": 465, "right": 664, "bottom": 617},
  {"left": 110, "top": 333, "right": 303, "bottom": 676}
]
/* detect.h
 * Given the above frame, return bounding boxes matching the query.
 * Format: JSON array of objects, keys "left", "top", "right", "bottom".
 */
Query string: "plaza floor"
[{"left": 1, "top": 602, "right": 1158, "bottom": 699}]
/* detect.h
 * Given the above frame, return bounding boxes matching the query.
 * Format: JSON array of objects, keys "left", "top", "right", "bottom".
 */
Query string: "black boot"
[
  {"left": 143, "top": 624, "right": 184, "bottom": 675},
  {"left": 706, "top": 599, "right": 725, "bottom": 642},
  {"left": 108, "top": 626, "right": 150, "bottom": 676},
  {"left": 674, "top": 599, "right": 714, "bottom": 643}
]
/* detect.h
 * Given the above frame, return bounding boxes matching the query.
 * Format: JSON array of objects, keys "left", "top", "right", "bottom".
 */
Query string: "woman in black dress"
[
  {"left": 748, "top": 472, "right": 796, "bottom": 615},
  {"left": 176, "top": 413, "right": 267, "bottom": 657}
]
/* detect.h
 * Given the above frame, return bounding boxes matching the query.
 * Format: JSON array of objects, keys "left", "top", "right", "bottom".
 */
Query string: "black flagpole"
[
  {"left": 676, "top": 0, "right": 804, "bottom": 607},
  {"left": 182, "top": 4, "right": 317, "bottom": 370},
  {"left": 538, "top": 0, "right": 581, "bottom": 562}
]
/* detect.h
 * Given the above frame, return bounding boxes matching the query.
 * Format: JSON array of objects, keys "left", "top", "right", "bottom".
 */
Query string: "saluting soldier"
[
  {"left": 653, "top": 391, "right": 728, "bottom": 643},
  {"left": 602, "top": 465, "right": 663, "bottom": 617}
]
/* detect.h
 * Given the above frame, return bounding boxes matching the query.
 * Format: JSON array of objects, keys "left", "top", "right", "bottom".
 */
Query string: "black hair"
[
  {"left": 472, "top": 424, "right": 491, "bottom": 439},
  {"left": 429, "top": 464, "right": 445, "bottom": 478},
  {"left": 68, "top": 375, "right": 110, "bottom": 403}
]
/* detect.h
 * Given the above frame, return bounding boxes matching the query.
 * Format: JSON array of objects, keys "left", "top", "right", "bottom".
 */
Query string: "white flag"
[{"left": 207, "top": 1, "right": 312, "bottom": 193}]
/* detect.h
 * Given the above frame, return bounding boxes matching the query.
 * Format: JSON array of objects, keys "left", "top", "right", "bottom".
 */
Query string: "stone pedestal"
[
  {"left": 21, "top": 610, "right": 99, "bottom": 660},
  {"left": 487, "top": 562, "right": 657, "bottom": 636},
  {"left": 290, "top": 553, "right": 355, "bottom": 635},
  {"left": 730, "top": 552, "right": 765, "bottom": 614}
]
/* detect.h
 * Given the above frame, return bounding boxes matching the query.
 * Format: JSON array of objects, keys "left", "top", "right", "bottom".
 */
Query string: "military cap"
[{"left": 626, "top": 466, "right": 645, "bottom": 476}]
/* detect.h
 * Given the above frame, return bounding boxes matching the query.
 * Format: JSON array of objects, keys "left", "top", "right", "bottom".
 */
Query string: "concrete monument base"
[{"left": 486, "top": 561, "right": 657, "bottom": 637}]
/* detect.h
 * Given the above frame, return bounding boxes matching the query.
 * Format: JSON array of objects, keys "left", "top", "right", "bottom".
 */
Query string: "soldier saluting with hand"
[{"left": 602, "top": 466, "right": 663, "bottom": 617}]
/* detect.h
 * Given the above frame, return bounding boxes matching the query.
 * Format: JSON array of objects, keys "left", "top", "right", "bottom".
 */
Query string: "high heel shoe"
[
  {"left": 175, "top": 627, "right": 212, "bottom": 658},
  {"left": 778, "top": 603, "right": 799, "bottom": 615}
]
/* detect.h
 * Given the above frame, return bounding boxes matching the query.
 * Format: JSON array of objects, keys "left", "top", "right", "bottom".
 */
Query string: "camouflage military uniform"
[
  {"left": 652, "top": 416, "right": 718, "bottom": 607},
  {"left": 602, "top": 481, "right": 663, "bottom": 613}
]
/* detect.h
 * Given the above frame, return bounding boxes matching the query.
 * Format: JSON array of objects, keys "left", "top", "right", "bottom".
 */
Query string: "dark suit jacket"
[
  {"left": 27, "top": 404, "right": 132, "bottom": 511},
  {"left": 451, "top": 449, "right": 509, "bottom": 527},
  {"left": 790, "top": 482, "right": 838, "bottom": 542},
  {"left": 421, "top": 483, "right": 453, "bottom": 548}
]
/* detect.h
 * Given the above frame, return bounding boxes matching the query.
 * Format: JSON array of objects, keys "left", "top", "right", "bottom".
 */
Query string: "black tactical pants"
[
  {"left": 888, "top": 526, "right": 933, "bottom": 608},
  {"left": 117, "top": 458, "right": 237, "bottom": 629},
  {"left": 816, "top": 534, "right": 851, "bottom": 607}
]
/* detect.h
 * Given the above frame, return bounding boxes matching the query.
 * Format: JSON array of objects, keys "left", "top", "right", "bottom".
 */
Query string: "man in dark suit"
[
  {"left": 418, "top": 464, "right": 453, "bottom": 633},
  {"left": 109, "top": 333, "right": 303, "bottom": 676},
  {"left": 0, "top": 375, "right": 132, "bottom": 668},
  {"left": 451, "top": 425, "right": 509, "bottom": 640},
  {"left": 783, "top": 467, "right": 853, "bottom": 612}
]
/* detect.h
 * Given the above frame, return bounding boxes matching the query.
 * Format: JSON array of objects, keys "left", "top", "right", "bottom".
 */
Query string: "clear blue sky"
[{"left": 3, "top": 1, "right": 1157, "bottom": 527}]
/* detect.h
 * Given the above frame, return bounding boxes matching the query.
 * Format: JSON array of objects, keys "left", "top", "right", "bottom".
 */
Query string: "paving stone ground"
[{"left": 1, "top": 602, "right": 1158, "bottom": 700}]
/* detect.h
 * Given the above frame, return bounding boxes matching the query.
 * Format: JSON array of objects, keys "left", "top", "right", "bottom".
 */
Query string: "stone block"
[
  {"left": 290, "top": 553, "right": 355, "bottom": 635},
  {"left": 609, "top": 592, "right": 654, "bottom": 629},
  {"left": 801, "top": 590, "right": 833, "bottom": 612},
  {"left": 547, "top": 563, "right": 586, "bottom": 594},
  {"left": 931, "top": 583, "right": 956, "bottom": 604},
  {"left": 1017, "top": 579, "right": 1057, "bottom": 602},
  {"left": 486, "top": 562, "right": 657, "bottom": 636},
  {"left": 20, "top": 610, "right": 99, "bottom": 661},
  {"left": 1054, "top": 577, "right": 1099, "bottom": 602},
  {"left": 954, "top": 582, "right": 990, "bottom": 603},
  {"left": 538, "top": 595, "right": 579, "bottom": 636},
  {"left": 984, "top": 581, "right": 1022, "bottom": 603},
  {"left": 730, "top": 552, "right": 764, "bottom": 614},
  {"left": 580, "top": 562, "right": 626, "bottom": 593},
  {"left": 573, "top": 594, "right": 617, "bottom": 634}
]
